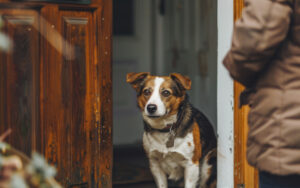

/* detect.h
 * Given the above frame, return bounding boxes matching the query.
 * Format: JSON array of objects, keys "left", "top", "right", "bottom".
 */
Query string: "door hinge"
[{"left": 237, "top": 184, "right": 245, "bottom": 188}]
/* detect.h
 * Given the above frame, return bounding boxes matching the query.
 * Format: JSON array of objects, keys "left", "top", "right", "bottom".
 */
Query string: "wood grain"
[
  {"left": 233, "top": 0, "right": 259, "bottom": 187},
  {"left": 97, "top": 0, "right": 113, "bottom": 187},
  {"left": 40, "top": 5, "right": 68, "bottom": 184},
  {"left": 0, "top": 9, "right": 39, "bottom": 156},
  {"left": 61, "top": 10, "right": 95, "bottom": 187},
  {"left": 0, "top": 0, "right": 112, "bottom": 187}
]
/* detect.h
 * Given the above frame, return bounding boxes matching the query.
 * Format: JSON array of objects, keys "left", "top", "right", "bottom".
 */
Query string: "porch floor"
[
  {"left": 113, "top": 145, "right": 182, "bottom": 188},
  {"left": 113, "top": 145, "right": 155, "bottom": 188},
  {"left": 113, "top": 182, "right": 156, "bottom": 188}
]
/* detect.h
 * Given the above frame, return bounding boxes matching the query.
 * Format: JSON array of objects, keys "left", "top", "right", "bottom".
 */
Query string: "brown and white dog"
[{"left": 127, "top": 72, "right": 217, "bottom": 188}]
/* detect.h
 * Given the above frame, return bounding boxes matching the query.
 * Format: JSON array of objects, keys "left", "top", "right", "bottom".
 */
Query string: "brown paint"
[{"left": 192, "top": 122, "right": 202, "bottom": 164}]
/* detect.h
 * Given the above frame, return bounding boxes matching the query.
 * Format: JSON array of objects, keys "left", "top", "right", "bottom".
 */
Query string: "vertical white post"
[{"left": 217, "top": 0, "right": 234, "bottom": 187}]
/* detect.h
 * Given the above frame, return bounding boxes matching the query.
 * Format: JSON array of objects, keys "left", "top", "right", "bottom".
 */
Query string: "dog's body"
[{"left": 127, "top": 73, "right": 217, "bottom": 188}]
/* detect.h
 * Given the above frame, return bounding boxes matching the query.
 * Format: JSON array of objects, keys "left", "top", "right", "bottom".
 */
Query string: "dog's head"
[{"left": 126, "top": 72, "right": 191, "bottom": 119}]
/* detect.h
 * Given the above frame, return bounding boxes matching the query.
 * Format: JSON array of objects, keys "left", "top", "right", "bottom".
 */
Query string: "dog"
[{"left": 126, "top": 72, "right": 217, "bottom": 188}]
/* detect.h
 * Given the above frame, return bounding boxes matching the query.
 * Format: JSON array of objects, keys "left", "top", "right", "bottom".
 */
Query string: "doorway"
[{"left": 112, "top": 0, "right": 218, "bottom": 187}]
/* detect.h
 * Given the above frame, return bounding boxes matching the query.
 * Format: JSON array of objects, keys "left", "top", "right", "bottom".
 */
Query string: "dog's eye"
[
  {"left": 162, "top": 90, "right": 171, "bottom": 97},
  {"left": 143, "top": 89, "right": 151, "bottom": 96}
]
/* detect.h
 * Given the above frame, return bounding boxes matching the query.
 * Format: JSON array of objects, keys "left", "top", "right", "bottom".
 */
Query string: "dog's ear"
[
  {"left": 170, "top": 73, "right": 191, "bottom": 90},
  {"left": 126, "top": 72, "right": 150, "bottom": 90}
]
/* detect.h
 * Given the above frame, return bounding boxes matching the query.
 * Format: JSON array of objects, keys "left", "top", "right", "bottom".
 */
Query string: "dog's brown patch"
[
  {"left": 205, "top": 149, "right": 217, "bottom": 188},
  {"left": 206, "top": 167, "right": 216, "bottom": 188},
  {"left": 137, "top": 77, "right": 155, "bottom": 110},
  {"left": 126, "top": 72, "right": 149, "bottom": 91},
  {"left": 160, "top": 77, "right": 185, "bottom": 116},
  {"left": 170, "top": 73, "right": 191, "bottom": 90},
  {"left": 188, "top": 142, "right": 191, "bottom": 147},
  {"left": 192, "top": 122, "right": 202, "bottom": 164}
]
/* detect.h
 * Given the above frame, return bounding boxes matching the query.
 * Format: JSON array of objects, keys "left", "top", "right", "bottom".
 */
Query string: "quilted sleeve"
[{"left": 223, "top": 0, "right": 293, "bottom": 87}]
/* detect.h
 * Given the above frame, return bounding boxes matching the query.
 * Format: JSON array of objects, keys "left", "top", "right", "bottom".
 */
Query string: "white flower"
[
  {"left": 0, "top": 32, "right": 12, "bottom": 52},
  {"left": 0, "top": 16, "right": 12, "bottom": 52},
  {"left": 26, "top": 152, "right": 57, "bottom": 179},
  {"left": 0, "top": 142, "right": 10, "bottom": 153},
  {"left": 10, "top": 174, "right": 28, "bottom": 188}
]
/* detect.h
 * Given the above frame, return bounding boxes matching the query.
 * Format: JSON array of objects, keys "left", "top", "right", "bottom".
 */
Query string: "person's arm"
[{"left": 223, "top": 0, "right": 293, "bottom": 87}]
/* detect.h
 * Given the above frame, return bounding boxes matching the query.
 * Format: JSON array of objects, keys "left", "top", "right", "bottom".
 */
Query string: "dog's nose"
[{"left": 147, "top": 104, "right": 157, "bottom": 114}]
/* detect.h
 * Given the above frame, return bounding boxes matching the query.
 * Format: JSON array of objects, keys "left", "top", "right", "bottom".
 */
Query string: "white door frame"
[{"left": 217, "top": 0, "right": 234, "bottom": 187}]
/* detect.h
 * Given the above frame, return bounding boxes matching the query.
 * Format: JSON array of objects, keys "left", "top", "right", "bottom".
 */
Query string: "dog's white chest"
[{"left": 143, "top": 131, "right": 195, "bottom": 180}]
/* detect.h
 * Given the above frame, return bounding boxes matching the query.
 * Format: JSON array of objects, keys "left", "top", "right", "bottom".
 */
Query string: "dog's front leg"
[
  {"left": 149, "top": 158, "right": 167, "bottom": 188},
  {"left": 184, "top": 163, "right": 199, "bottom": 188}
]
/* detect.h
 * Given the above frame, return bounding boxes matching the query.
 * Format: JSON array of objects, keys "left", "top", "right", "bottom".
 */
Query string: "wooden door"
[
  {"left": 0, "top": 1, "right": 112, "bottom": 187},
  {"left": 234, "top": 0, "right": 259, "bottom": 187}
]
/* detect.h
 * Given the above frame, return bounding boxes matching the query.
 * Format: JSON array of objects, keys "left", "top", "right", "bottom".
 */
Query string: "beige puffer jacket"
[{"left": 223, "top": 0, "right": 300, "bottom": 175}]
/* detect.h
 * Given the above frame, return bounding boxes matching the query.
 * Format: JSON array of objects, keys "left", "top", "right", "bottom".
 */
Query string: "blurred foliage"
[
  {"left": 0, "top": 140, "right": 61, "bottom": 188},
  {"left": 10, "top": 174, "right": 28, "bottom": 188},
  {"left": 26, "top": 153, "right": 58, "bottom": 188}
]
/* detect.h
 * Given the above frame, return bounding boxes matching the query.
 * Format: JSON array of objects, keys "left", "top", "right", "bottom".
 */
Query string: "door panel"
[
  {"left": 39, "top": 5, "right": 68, "bottom": 184},
  {"left": 40, "top": 8, "right": 103, "bottom": 187},
  {"left": 61, "top": 10, "right": 94, "bottom": 187},
  {"left": 0, "top": 9, "right": 39, "bottom": 156}
]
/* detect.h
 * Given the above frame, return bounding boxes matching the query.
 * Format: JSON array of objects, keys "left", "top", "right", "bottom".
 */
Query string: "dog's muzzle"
[{"left": 147, "top": 104, "right": 157, "bottom": 114}]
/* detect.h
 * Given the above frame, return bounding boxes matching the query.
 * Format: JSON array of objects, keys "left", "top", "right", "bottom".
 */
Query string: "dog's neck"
[{"left": 143, "top": 112, "right": 177, "bottom": 131}]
